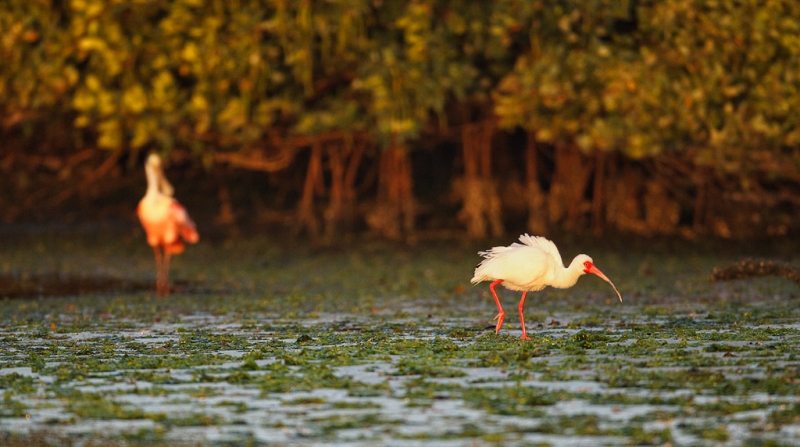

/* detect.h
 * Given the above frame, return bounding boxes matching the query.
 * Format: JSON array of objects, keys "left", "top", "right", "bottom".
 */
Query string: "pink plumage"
[{"left": 137, "top": 154, "right": 198, "bottom": 295}]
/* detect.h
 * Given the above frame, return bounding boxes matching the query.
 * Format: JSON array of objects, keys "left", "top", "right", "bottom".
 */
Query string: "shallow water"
[
  {"left": 1, "top": 230, "right": 800, "bottom": 446},
  {"left": 1, "top": 312, "right": 800, "bottom": 446}
]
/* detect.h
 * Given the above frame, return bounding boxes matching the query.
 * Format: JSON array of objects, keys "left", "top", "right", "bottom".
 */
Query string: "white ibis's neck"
[{"left": 550, "top": 256, "right": 585, "bottom": 289}]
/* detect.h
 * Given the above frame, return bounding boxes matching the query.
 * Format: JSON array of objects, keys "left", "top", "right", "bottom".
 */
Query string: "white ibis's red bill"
[
  {"left": 137, "top": 154, "right": 199, "bottom": 296},
  {"left": 471, "top": 234, "right": 622, "bottom": 340}
]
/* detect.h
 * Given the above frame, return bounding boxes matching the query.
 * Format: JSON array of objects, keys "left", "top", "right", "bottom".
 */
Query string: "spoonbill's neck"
[
  {"left": 144, "top": 164, "right": 174, "bottom": 197},
  {"left": 550, "top": 257, "right": 586, "bottom": 289},
  {"left": 145, "top": 165, "right": 161, "bottom": 196}
]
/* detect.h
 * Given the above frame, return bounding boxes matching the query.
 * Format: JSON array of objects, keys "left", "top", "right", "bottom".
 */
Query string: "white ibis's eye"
[{"left": 584, "top": 261, "right": 590, "bottom": 268}]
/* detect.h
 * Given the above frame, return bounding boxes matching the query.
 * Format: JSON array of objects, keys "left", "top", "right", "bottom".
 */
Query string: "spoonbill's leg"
[
  {"left": 489, "top": 279, "right": 505, "bottom": 334},
  {"left": 161, "top": 252, "right": 172, "bottom": 296},
  {"left": 153, "top": 246, "right": 163, "bottom": 295},
  {"left": 518, "top": 291, "right": 530, "bottom": 340}
]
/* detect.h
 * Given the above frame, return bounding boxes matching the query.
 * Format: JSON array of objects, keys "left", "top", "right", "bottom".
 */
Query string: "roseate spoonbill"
[
  {"left": 471, "top": 234, "right": 622, "bottom": 340},
  {"left": 137, "top": 154, "right": 198, "bottom": 296}
]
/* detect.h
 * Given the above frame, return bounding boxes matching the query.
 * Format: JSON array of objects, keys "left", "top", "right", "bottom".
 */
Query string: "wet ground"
[
  {"left": 1, "top": 225, "right": 799, "bottom": 446},
  {"left": 0, "top": 273, "right": 149, "bottom": 299}
]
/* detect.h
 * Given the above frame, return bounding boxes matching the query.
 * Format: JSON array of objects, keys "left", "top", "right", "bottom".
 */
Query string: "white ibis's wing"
[
  {"left": 516, "top": 234, "right": 564, "bottom": 267},
  {"left": 472, "top": 236, "right": 554, "bottom": 291}
]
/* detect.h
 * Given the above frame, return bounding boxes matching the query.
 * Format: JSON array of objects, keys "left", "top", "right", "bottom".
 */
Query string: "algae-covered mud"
[{"left": 0, "top": 226, "right": 799, "bottom": 446}]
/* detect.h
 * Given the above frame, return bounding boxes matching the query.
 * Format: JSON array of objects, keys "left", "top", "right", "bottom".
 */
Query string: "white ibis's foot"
[
  {"left": 520, "top": 334, "right": 531, "bottom": 340},
  {"left": 492, "top": 312, "right": 505, "bottom": 334}
]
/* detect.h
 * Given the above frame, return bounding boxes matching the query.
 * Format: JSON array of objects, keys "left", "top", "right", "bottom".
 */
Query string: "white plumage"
[
  {"left": 472, "top": 234, "right": 566, "bottom": 291},
  {"left": 472, "top": 234, "right": 622, "bottom": 339}
]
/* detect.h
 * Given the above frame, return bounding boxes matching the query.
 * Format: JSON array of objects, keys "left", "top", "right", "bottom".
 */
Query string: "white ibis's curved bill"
[{"left": 586, "top": 264, "right": 623, "bottom": 302}]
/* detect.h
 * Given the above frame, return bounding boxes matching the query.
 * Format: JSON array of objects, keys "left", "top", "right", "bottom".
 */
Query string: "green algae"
[{"left": 1, "top": 230, "right": 800, "bottom": 445}]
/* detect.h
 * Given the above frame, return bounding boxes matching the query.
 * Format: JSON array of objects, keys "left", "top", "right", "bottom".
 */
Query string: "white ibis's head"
[
  {"left": 574, "top": 254, "right": 594, "bottom": 274},
  {"left": 576, "top": 254, "right": 623, "bottom": 303}
]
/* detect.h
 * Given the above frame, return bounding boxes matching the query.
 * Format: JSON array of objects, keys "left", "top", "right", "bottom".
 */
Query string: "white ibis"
[
  {"left": 471, "top": 234, "right": 622, "bottom": 340},
  {"left": 137, "top": 154, "right": 199, "bottom": 296}
]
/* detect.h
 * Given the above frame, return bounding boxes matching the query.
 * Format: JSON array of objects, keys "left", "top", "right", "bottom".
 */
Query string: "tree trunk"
[
  {"left": 693, "top": 168, "right": 708, "bottom": 233},
  {"left": 605, "top": 161, "right": 648, "bottom": 234},
  {"left": 591, "top": 150, "right": 606, "bottom": 234},
  {"left": 341, "top": 136, "right": 364, "bottom": 230},
  {"left": 459, "top": 119, "right": 503, "bottom": 238},
  {"left": 367, "top": 139, "right": 415, "bottom": 241},
  {"left": 525, "top": 131, "right": 547, "bottom": 235},
  {"left": 296, "top": 141, "right": 323, "bottom": 238},
  {"left": 548, "top": 142, "right": 593, "bottom": 230},
  {"left": 214, "top": 184, "right": 236, "bottom": 227},
  {"left": 460, "top": 122, "right": 484, "bottom": 238},
  {"left": 481, "top": 121, "right": 503, "bottom": 238},
  {"left": 323, "top": 140, "right": 344, "bottom": 241},
  {"left": 644, "top": 179, "right": 680, "bottom": 234}
]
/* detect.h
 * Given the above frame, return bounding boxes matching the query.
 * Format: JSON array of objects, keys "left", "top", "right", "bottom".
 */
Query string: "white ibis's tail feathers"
[
  {"left": 470, "top": 271, "right": 489, "bottom": 285},
  {"left": 471, "top": 244, "right": 515, "bottom": 284}
]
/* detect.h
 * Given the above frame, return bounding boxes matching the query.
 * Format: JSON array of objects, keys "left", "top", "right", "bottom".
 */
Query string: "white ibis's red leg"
[
  {"left": 518, "top": 291, "right": 530, "bottom": 340},
  {"left": 489, "top": 279, "right": 505, "bottom": 334}
]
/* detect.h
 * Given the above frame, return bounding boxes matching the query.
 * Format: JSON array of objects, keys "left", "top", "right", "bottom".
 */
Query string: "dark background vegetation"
[{"left": 2, "top": 0, "right": 800, "bottom": 243}]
